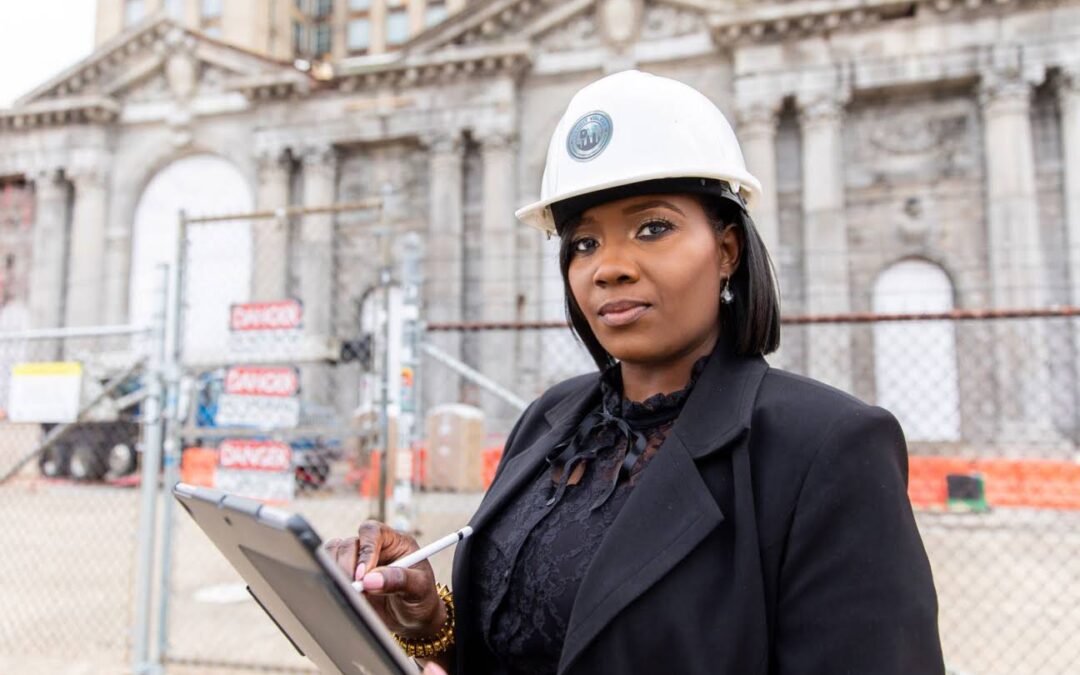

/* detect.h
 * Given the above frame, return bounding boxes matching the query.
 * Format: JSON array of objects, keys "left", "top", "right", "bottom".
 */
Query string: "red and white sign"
[
  {"left": 218, "top": 439, "right": 292, "bottom": 472},
  {"left": 224, "top": 366, "right": 299, "bottom": 397},
  {"left": 230, "top": 300, "right": 303, "bottom": 332}
]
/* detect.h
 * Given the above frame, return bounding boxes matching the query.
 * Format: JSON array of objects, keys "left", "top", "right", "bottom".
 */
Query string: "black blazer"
[{"left": 451, "top": 342, "right": 945, "bottom": 675}]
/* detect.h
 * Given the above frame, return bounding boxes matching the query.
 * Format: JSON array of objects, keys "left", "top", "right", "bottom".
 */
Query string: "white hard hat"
[{"left": 515, "top": 70, "right": 761, "bottom": 236}]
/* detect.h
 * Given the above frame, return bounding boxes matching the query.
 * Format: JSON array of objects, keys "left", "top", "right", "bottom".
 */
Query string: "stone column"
[
  {"left": 28, "top": 170, "right": 69, "bottom": 334},
  {"left": 980, "top": 67, "right": 1054, "bottom": 442},
  {"left": 736, "top": 100, "right": 782, "bottom": 254},
  {"left": 65, "top": 166, "right": 110, "bottom": 327},
  {"left": 424, "top": 132, "right": 465, "bottom": 407},
  {"left": 479, "top": 131, "right": 518, "bottom": 426},
  {"left": 1061, "top": 70, "right": 1080, "bottom": 308},
  {"left": 798, "top": 93, "right": 853, "bottom": 393},
  {"left": 253, "top": 148, "right": 291, "bottom": 302},
  {"left": 299, "top": 145, "right": 337, "bottom": 405},
  {"left": 1060, "top": 68, "right": 1080, "bottom": 445},
  {"left": 300, "top": 144, "right": 337, "bottom": 339}
]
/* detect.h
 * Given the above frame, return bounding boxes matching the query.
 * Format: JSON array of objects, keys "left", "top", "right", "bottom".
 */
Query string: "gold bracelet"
[{"left": 393, "top": 583, "right": 455, "bottom": 659}]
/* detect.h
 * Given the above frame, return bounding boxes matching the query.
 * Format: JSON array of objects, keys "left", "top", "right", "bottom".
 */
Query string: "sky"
[{"left": 0, "top": 1, "right": 97, "bottom": 107}]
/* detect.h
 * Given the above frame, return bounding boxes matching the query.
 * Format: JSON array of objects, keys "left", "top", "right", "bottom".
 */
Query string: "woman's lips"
[{"left": 598, "top": 304, "right": 651, "bottom": 327}]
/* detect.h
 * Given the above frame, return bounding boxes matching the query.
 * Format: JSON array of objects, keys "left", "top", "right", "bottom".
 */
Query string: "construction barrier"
[{"left": 909, "top": 456, "right": 1080, "bottom": 510}]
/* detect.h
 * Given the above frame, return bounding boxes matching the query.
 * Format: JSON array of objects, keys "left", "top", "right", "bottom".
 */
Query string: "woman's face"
[{"left": 565, "top": 193, "right": 740, "bottom": 366}]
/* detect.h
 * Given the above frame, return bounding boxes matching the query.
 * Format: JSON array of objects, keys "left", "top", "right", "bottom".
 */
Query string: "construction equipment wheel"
[
  {"left": 38, "top": 445, "right": 72, "bottom": 478},
  {"left": 69, "top": 441, "right": 109, "bottom": 482}
]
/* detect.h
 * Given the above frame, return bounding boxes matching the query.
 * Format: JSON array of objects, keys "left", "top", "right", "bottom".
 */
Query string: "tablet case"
[{"left": 173, "top": 482, "right": 419, "bottom": 675}]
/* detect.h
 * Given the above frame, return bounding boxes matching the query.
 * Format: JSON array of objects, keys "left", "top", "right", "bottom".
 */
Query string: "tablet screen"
[{"left": 241, "top": 544, "right": 403, "bottom": 675}]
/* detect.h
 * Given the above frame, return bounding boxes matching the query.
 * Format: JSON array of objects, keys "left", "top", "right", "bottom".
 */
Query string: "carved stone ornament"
[
  {"left": 165, "top": 52, "right": 198, "bottom": 101},
  {"left": 846, "top": 99, "right": 977, "bottom": 182},
  {"left": 420, "top": 132, "right": 464, "bottom": 156},
  {"left": 735, "top": 100, "right": 782, "bottom": 135},
  {"left": 167, "top": 106, "right": 194, "bottom": 148},
  {"left": 641, "top": 3, "right": 703, "bottom": 40},
  {"left": 895, "top": 196, "right": 938, "bottom": 247},
  {"left": 537, "top": 13, "right": 599, "bottom": 52},
  {"left": 597, "top": 0, "right": 643, "bottom": 47}
]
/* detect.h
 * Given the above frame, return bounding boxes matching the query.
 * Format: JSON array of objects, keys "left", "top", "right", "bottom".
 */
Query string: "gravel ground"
[{"left": 2, "top": 470, "right": 1077, "bottom": 675}]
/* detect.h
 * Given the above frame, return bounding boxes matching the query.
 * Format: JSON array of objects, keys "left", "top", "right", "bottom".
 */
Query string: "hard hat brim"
[{"left": 515, "top": 169, "right": 762, "bottom": 236}]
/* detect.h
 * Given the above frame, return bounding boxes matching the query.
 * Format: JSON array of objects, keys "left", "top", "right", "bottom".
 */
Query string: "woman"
[{"left": 325, "top": 70, "right": 945, "bottom": 675}]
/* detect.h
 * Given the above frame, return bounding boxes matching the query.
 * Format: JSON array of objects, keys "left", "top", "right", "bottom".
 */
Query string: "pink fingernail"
[
  {"left": 355, "top": 563, "right": 366, "bottom": 580},
  {"left": 363, "top": 572, "right": 385, "bottom": 590}
]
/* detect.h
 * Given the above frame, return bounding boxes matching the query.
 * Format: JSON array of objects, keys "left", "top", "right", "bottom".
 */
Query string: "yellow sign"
[
  {"left": 8, "top": 362, "right": 84, "bottom": 423},
  {"left": 12, "top": 362, "right": 82, "bottom": 377}
]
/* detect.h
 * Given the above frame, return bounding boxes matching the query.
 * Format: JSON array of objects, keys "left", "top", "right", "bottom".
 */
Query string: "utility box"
[{"left": 425, "top": 404, "right": 485, "bottom": 492}]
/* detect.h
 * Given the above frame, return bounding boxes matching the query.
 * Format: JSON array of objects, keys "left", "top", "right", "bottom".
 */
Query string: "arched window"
[
  {"left": 130, "top": 155, "right": 253, "bottom": 363},
  {"left": 873, "top": 259, "right": 961, "bottom": 442}
]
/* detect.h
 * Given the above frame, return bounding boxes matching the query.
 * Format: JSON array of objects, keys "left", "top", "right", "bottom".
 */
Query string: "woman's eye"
[
  {"left": 572, "top": 238, "right": 598, "bottom": 253},
  {"left": 639, "top": 220, "right": 673, "bottom": 238}
]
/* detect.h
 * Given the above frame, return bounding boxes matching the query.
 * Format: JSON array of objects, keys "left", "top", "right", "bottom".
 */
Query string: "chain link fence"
[
  {"left": 421, "top": 310, "right": 1080, "bottom": 675},
  {"left": 0, "top": 322, "right": 160, "bottom": 673},
  {"left": 3, "top": 198, "right": 1077, "bottom": 674}
]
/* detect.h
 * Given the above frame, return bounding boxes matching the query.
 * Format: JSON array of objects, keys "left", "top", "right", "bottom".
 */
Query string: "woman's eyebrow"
[{"left": 621, "top": 200, "right": 686, "bottom": 217}]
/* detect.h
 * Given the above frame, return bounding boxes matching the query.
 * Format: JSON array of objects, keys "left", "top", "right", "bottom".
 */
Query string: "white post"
[{"left": 131, "top": 264, "right": 168, "bottom": 675}]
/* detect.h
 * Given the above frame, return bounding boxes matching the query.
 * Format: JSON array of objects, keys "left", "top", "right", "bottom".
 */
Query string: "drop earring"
[{"left": 721, "top": 276, "right": 734, "bottom": 304}]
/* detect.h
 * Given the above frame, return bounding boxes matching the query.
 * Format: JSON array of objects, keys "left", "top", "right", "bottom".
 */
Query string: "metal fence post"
[
  {"left": 155, "top": 210, "right": 189, "bottom": 663},
  {"left": 132, "top": 264, "right": 169, "bottom": 675}
]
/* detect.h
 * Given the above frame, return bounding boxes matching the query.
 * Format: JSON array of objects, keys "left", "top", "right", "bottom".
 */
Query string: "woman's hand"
[
  {"left": 323, "top": 520, "right": 447, "bottom": 639},
  {"left": 422, "top": 663, "right": 448, "bottom": 675}
]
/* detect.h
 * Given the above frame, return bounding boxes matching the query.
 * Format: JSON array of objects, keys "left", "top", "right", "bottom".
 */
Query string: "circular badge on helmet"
[{"left": 566, "top": 111, "right": 613, "bottom": 162}]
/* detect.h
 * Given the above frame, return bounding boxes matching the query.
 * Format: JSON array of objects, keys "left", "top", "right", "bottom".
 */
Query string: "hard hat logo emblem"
[{"left": 567, "top": 111, "right": 613, "bottom": 161}]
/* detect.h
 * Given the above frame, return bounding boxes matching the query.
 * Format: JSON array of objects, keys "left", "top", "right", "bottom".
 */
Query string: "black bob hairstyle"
[{"left": 552, "top": 177, "right": 782, "bottom": 372}]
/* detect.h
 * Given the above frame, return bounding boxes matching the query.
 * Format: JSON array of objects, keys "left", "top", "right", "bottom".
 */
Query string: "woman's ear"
[{"left": 716, "top": 224, "right": 742, "bottom": 277}]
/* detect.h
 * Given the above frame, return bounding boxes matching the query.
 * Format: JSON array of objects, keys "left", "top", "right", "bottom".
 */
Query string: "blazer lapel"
[
  {"left": 557, "top": 343, "right": 769, "bottom": 674},
  {"left": 453, "top": 374, "right": 602, "bottom": 673},
  {"left": 466, "top": 376, "right": 602, "bottom": 535}
]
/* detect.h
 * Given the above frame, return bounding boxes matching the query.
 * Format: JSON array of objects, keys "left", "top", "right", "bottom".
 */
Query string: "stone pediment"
[
  {"left": 406, "top": 0, "right": 712, "bottom": 55},
  {"left": 14, "top": 15, "right": 309, "bottom": 109}
]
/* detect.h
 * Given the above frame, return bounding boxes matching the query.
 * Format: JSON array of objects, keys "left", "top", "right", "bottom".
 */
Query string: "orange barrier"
[
  {"left": 181, "top": 447, "right": 218, "bottom": 488},
  {"left": 908, "top": 456, "right": 1080, "bottom": 510},
  {"left": 482, "top": 447, "right": 503, "bottom": 489}
]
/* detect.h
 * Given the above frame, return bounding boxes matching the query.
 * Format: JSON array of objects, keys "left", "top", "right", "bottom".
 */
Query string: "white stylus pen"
[{"left": 350, "top": 525, "right": 473, "bottom": 592}]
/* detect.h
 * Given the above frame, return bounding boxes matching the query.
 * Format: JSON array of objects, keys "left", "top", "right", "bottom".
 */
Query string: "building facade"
[
  {"left": 96, "top": 0, "right": 470, "bottom": 62},
  {"left": 1, "top": 0, "right": 1078, "bottom": 446}
]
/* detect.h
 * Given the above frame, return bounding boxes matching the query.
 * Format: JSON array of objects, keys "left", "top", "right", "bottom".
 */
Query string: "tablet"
[{"left": 173, "top": 482, "right": 419, "bottom": 675}]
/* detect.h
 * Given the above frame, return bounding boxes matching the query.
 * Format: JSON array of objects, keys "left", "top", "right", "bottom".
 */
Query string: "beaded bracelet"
[{"left": 393, "top": 583, "right": 455, "bottom": 659}]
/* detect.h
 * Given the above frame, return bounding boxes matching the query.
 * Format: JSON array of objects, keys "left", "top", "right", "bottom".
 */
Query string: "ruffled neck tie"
[{"left": 544, "top": 399, "right": 682, "bottom": 512}]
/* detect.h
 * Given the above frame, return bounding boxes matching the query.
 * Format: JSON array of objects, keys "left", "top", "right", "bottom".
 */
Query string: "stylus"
[{"left": 350, "top": 526, "right": 474, "bottom": 592}]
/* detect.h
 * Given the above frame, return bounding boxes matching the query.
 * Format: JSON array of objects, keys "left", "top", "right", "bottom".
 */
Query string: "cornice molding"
[
  {"left": 708, "top": 0, "right": 1034, "bottom": 46},
  {"left": 334, "top": 43, "right": 532, "bottom": 92},
  {"left": 0, "top": 97, "right": 120, "bottom": 131}
]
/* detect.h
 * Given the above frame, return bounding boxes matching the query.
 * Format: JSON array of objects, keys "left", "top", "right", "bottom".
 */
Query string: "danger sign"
[
  {"left": 224, "top": 366, "right": 299, "bottom": 397},
  {"left": 230, "top": 300, "right": 303, "bottom": 332},
  {"left": 218, "top": 439, "right": 292, "bottom": 472}
]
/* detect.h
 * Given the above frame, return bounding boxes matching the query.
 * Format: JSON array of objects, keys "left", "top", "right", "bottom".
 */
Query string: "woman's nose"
[{"left": 592, "top": 244, "right": 640, "bottom": 287}]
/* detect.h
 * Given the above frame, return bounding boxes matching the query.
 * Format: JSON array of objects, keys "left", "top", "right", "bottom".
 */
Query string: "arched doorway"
[
  {"left": 130, "top": 154, "right": 253, "bottom": 362},
  {"left": 873, "top": 259, "right": 960, "bottom": 442}
]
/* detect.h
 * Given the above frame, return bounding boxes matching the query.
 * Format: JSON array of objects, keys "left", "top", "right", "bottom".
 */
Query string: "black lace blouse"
[{"left": 469, "top": 355, "right": 710, "bottom": 675}]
